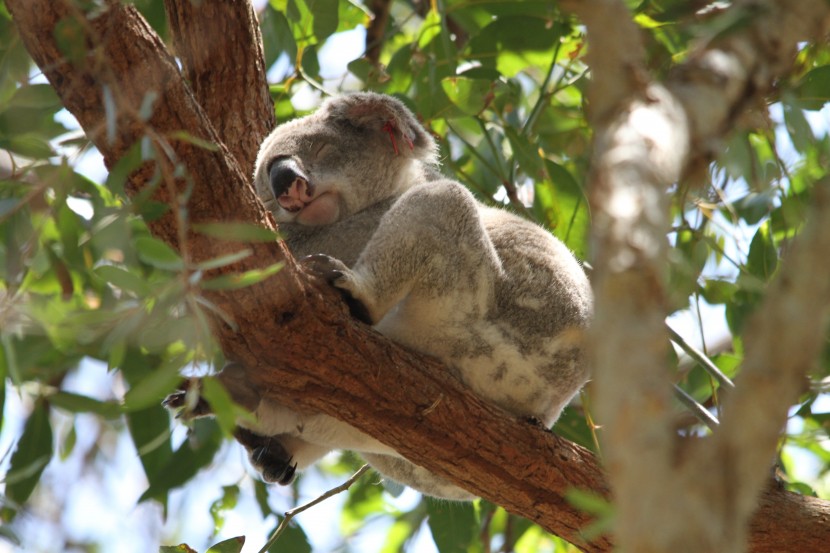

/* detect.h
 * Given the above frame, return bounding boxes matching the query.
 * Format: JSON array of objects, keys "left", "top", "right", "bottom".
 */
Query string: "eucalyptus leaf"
[{"left": 6, "top": 401, "right": 53, "bottom": 507}]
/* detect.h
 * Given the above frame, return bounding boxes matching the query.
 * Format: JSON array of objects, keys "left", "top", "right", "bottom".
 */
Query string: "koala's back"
[
  {"left": 411, "top": 204, "right": 590, "bottom": 424},
  {"left": 483, "top": 206, "right": 592, "bottom": 341}
]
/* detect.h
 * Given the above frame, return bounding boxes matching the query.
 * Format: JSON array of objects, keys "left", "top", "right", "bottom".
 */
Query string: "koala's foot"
[
  {"left": 162, "top": 382, "right": 212, "bottom": 419},
  {"left": 301, "top": 254, "right": 373, "bottom": 324},
  {"left": 234, "top": 427, "right": 297, "bottom": 485}
]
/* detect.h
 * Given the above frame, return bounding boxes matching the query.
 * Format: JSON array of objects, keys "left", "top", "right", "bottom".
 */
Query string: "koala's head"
[{"left": 253, "top": 92, "right": 438, "bottom": 226}]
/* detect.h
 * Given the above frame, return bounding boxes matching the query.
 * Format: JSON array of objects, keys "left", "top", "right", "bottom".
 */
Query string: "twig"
[{"left": 257, "top": 464, "right": 371, "bottom": 553}]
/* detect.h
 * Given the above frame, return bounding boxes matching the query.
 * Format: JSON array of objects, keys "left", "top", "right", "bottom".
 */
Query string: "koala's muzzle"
[{"left": 269, "top": 157, "right": 315, "bottom": 213}]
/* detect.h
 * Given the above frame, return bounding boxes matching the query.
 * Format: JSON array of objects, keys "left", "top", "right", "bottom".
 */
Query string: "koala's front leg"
[
  {"left": 302, "top": 254, "right": 376, "bottom": 324},
  {"left": 305, "top": 180, "right": 500, "bottom": 328}
]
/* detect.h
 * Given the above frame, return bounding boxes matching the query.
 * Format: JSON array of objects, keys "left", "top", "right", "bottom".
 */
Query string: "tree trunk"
[{"left": 8, "top": 1, "right": 830, "bottom": 552}]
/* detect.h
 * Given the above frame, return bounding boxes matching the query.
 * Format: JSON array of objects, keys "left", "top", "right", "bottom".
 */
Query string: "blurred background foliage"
[{"left": 0, "top": 0, "right": 829, "bottom": 552}]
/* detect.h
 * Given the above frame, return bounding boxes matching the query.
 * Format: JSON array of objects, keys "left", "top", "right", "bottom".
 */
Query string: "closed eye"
[{"left": 314, "top": 143, "right": 332, "bottom": 158}]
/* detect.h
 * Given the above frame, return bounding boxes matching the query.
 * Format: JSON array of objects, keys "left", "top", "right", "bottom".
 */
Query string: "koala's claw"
[
  {"left": 301, "top": 254, "right": 374, "bottom": 325},
  {"left": 301, "top": 253, "right": 349, "bottom": 283},
  {"left": 234, "top": 427, "right": 298, "bottom": 486},
  {"left": 162, "top": 386, "right": 212, "bottom": 419}
]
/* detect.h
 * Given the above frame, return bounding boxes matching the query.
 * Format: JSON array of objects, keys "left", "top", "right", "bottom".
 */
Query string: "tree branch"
[
  {"left": 564, "top": 0, "right": 830, "bottom": 551},
  {"left": 164, "top": 0, "right": 275, "bottom": 176},
  {"left": 8, "top": 1, "right": 830, "bottom": 552}
]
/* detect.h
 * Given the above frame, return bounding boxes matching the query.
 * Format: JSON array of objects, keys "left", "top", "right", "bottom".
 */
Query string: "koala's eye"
[{"left": 314, "top": 143, "right": 332, "bottom": 158}]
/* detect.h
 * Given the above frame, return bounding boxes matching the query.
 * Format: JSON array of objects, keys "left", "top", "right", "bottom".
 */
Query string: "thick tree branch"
[
  {"left": 8, "top": 2, "right": 610, "bottom": 550},
  {"left": 164, "top": 0, "right": 275, "bottom": 176},
  {"left": 8, "top": 1, "right": 830, "bottom": 552}
]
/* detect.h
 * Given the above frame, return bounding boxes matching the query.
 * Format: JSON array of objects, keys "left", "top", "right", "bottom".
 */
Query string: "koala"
[{"left": 168, "top": 92, "right": 592, "bottom": 500}]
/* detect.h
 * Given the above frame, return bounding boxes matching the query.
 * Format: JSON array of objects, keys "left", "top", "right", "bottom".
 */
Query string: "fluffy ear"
[{"left": 321, "top": 92, "right": 437, "bottom": 162}]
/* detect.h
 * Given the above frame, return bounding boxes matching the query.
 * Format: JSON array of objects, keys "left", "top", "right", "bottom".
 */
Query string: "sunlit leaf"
[
  {"left": 746, "top": 222, "right": 778, "bottom": 281},
  {"left": 441, "top": 77, "right": 493, "bottom": 116},
  {"left": 209, "top": 487, "right": 240, "bottom": 537},
  {"left": 200, "top": 262, "right": 283, "bottom": 290}
]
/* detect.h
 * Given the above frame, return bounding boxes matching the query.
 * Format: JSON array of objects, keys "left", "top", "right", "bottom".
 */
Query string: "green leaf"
[
  {"left": 201, "top": 377, "right": 241, "bottom": 436},
  {"left": 106, "top": 141, "right": 146, "bottom": 198},
  {"left": 505, "top": 127, "right": 546, "bottom": 180},
  {"left": 6, "top": 401, "right": 53, "bottom": 506},
  {"left": 301, "top": 44, "right": 320, "bottom": 78},
  {"left": 159, "top": 545, "right": 197, "bottom": 553},
  {"left": 782, "top": 100, "right": 815, "bottom": 153},
  {"left": 193, "top": 222, "right": 280, "bottom": 243},
  {"left": 195, "top": 249, "right": 253, "bottom": 271},
  {"left": 310, "top": 0, "right": 338, "bottom": 42},
  {"left": 167, "top": 130, "right": 219, "bottom": 151},
  {"left": 209, "top": 487, "right": 241, "bottom": 537},
  {"left": 122, "top": 358, "right": 183, "bottom": 412},
  {"left": 746, "top": 222, "right": 778, "bottom": 281},
  {"left": 0, "top": 134, "right": 54, "bottom": 158},
  {"left": 5, "top": 83, "right": 61, "bottom": 111},
  {"left": 427, "top": 501, "right": 478, "bottom": 553},
  {"left": 200, "top": 262, "right": 283, "bottom": 290},
  {"left": 261, "top": 6, "right": 297, "bottom": 68},
  {"left": 794, "top": 66, "right": 830, "bottom": 110},
  {"left": 565, "top": 488, "right": 615, "bottom": 539},
  {"left": 441, "top": 77, "right": 493, "bottom": 116},
  {"left": 135, "top": 236, "right": 184, "bottom": 271},
  {"left": 48, "top": 391, "right": 121, "bottom": 418},
  {"left": 94, "top": 265, "right": 152, "bottom": 296},
  {"left": 139, "top": 417, "right": 223, "bottom": 503},
  {"left": 54, "top": 16, "right": 87, "bottom": 67}
]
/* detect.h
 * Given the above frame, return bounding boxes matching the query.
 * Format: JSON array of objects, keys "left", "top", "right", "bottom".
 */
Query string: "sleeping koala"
[{"left": 169, "top": 92, "right": 592, "bottom": 500}]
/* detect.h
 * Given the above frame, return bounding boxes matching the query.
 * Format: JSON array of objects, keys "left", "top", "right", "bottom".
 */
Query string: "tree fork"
[{"left": 7, "top": 1, "right": 830, "bottom": 552}]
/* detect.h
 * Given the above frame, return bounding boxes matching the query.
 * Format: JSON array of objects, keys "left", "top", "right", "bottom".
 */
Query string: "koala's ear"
[{"left": 322, "top": 92, "right": 437, "bottom": 162}]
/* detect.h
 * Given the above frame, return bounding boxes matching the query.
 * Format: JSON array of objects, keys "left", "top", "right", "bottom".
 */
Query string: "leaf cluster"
[{"left": 0, "top": 1, "right": 829, "bottom": 552}]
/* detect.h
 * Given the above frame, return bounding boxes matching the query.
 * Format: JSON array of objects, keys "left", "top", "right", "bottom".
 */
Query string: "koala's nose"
[{"left": 269, "top": 158, "right": 309, "bottom": 197}]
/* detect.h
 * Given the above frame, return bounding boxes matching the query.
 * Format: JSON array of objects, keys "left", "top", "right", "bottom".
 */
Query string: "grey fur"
[{"left": 244, "top": 92, "right": 593, "bottom": 500}]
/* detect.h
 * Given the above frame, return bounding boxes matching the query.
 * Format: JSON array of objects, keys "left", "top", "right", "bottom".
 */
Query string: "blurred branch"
[
  {"left": 565, "top": 0, "right": 830, "bottom": 551},
  {"left": 365, "top": 0, "right": 391, "bottom": 65},
  {"left": 259, "top": 464, "right": 371, "bottom": 553}
]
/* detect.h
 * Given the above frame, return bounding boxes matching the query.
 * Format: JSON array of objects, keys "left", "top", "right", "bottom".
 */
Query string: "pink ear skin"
[
  {"left": 326, "top": 93, "right": 424, "bottom": 154},
  {"left": 382, "top": 120, "right": 416, "bottom": 155}
]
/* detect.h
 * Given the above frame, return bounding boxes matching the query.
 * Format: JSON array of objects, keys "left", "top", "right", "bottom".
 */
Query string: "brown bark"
[
  {"left": 7, "top": 1, "right": 830, "bottom": 552},
  {"left": 365, "top": 0, "right": 391, "bottom": 65},
  {"left": 564, "top": 0, "right": 830, "bottom": 552},
  {"left": 164, "top": 0, "right": 275, "bottom": 177}
]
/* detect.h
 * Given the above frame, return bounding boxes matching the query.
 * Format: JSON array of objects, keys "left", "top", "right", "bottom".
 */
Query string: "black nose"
[{"left": 269, "top": 157, "right": 309, "bottom": 197}]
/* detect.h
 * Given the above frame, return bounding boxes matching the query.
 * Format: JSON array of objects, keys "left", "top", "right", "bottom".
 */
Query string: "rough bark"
[
  {"left": 8, "top": 1, "right": 830, "bottom": 552},
  {"left": 563, "top": 0, "right": 830, "bottom": 551},
  {"left": 164, "top": 0, "right": 275, "bottom": 177}
]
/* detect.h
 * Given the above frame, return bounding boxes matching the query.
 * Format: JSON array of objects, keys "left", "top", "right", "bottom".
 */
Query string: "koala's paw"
[
  {"left": 162, "top": 385, "right": 212, "bottom": 419},
  {"left": 234, "top": 427, "right": 297, "bottom": 485},
  {"left": 301, "top": 254, "right": 373, "bottom": 325}
]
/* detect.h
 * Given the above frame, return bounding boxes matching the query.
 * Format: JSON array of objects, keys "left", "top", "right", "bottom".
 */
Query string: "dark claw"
[
  {"left": 300, "top": 253, "right": 347, "bottom": 283},
  {"left": 234, "top": 427, "right": 298, "bottom": 486},
  {"left": 300, "top": 254, "right": 374, "bottom": 325},
  {"left": 162, "top": 386, "right": 212, "bottom": 418}
]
